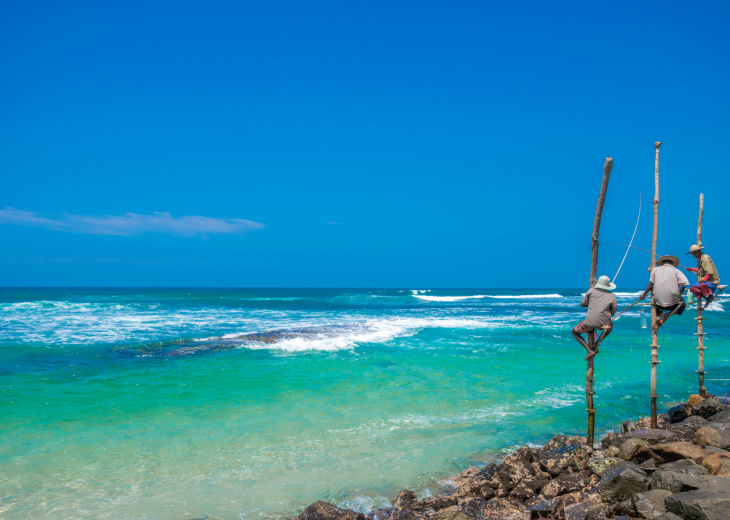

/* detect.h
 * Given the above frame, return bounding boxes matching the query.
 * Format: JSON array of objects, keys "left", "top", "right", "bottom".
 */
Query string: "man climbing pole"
[
  {"left": 639, "top": 255, "right": 689, "bottom": 331},
  {"left": 684, "top": 244, "right": 721, "bottom": 309},
  {"left": 572, "top": 275, "right": 617, "bottom": 360}
]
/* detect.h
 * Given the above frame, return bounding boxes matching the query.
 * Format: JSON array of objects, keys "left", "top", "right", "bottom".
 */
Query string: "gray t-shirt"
[
  {"left": 581, "top": 288, "right": 617, "bottom": 328},
  {"left": 650, "top": 264, "right": 689, "bottom": 307}
]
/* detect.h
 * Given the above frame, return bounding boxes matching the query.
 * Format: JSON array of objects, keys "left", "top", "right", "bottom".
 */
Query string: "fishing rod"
[
  {"left": 612, "top": 195, "right": 641, "bottom": 284},
  {"left": 604, "top": 242, "right": 690, "bottom": 270}
]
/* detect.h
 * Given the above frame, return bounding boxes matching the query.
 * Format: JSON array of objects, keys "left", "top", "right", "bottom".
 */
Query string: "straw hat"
[
  {"left": 657, "top": 255, "right": 679, "bottom": 267},
  {"left": 686, "top": 244, "right": 705, "bottom": 255},
  {"left": 594, "top": 275, "right": 616, "bottom": 291}
]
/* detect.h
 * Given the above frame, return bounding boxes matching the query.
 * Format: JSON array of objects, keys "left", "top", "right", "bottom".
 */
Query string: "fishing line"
[{"left": 612, "top": 194, "right": 641, "bottom": 284}]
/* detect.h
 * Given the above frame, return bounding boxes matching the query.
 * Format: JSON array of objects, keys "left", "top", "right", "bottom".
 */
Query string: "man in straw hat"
[
  {"left": 572, "top": 275, "right": 617, "bottom": 360},
  {"left": 683, "top": 244, "right": 721, "bottom": 309},
  {"left": 639, "top": 255, "right": 689, "bottom": 331}
]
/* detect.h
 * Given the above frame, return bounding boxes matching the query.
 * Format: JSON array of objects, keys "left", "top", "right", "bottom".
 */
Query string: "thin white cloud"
[{"left": 0, "top": 208, "right": 264, "bottom": 237}]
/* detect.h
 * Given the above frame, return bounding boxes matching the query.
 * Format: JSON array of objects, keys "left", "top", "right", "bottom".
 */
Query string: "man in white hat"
[
  {"left": 572, "top": 275, "right": 617, "bottom": 360},
  {"left": 639, "top": 255, "right": 689, "bottom": 331},
  {"left": 683, "top": 244, "right": 721, "bottom": 309}
]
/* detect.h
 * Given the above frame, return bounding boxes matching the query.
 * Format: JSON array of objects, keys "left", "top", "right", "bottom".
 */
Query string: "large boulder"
[
  {"left": 659, "top": 459, "right": 710, "bottom": 475},
  {"left": 545, "top": 435, "right": 587, "bottom": 450},
  {"left": 539, "top": 444, "right": 584, "bottom": 477},
  {"left": 651, "top": 470, "right": 730, "bottom": 494},
  {"left": 598, "top": 463, "right": 650, "bottom": 503},
  {"left": 667, "top": 404, "right": 692, "bottom": 424},
  {"left": 695, "top": 427, "right": 730, "bottom": 449},
  {"left": 631, "top": 489, "right": 672, "bottom": 519},
  {"left": 618, "top": 438, "right": 648, "bottom": 461},
  {"left": 665, "top": 490, "right": 730, "bottom": 520},
  {"left": 624, "top": 430, "right": 676, "bottom": 445},
  {"left": 635, "top": 442, "right": 712, "bottom": 464},
  {"left": 691, "top": 398, "right": 728, "bottom": 420},
  {"left": 297, "top": 501, "right": 367, "bottom": 520},
  {"left": 540, "top": 470, "right": 595, "bottom": 499},
  {"left": 529, "top": 497, "right": 565, "bottom": 519},
  {"left": 564, "top": 495, "right": 601, "bottom": 520},
  {"left": 666, "top": 416, "right": 711, "bottom": 442}
]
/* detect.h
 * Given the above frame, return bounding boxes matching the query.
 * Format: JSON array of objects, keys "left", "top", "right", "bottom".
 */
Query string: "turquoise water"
[{"left": 1, "top": 288, "right": 729, "bottom": 519}]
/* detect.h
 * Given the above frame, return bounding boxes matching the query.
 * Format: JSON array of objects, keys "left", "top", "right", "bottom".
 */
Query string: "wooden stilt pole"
[
  {"left": 650, "top": 142, "right": 662, "bottom": 428},
  {"left": 696, "top": 193, "right": 706, "bottom": 397},
  {"left": 587, "top": 156, "right": 613, "bottom": 446}
]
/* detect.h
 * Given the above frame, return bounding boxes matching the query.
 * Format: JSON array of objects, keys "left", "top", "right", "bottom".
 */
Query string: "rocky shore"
[{"left": 295, "top": 394, "right": 730, "bottom": 520}]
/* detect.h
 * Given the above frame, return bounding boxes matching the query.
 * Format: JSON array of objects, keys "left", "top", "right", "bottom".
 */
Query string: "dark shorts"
[{"left": 655, "top": 300, "right": 686, "bottom": 315}]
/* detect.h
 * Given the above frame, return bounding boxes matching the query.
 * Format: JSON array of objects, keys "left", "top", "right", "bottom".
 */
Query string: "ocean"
[{"left": 1, "top": 287, "right": 728, "bottom": 519}]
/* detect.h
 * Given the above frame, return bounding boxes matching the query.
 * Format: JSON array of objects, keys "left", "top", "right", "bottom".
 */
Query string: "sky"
[{"left": 1, "top": 1, "right": 729, "bottom": 288}]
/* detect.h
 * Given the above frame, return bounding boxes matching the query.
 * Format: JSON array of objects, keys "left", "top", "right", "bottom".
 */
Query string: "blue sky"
[{"left": 1, "top": 1, "right": 729, "bottom": 287}]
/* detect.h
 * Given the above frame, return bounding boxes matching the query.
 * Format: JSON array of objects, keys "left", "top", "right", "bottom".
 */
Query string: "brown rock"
[
  {"left": 617, "top": 438, "right": 648, "bottom": 461},
  {"left": 584, "top": 503, "right": 609, "bottom": 520},
  {"left": 623, "top": 429, "right": 675, "bottom": 445},
  {"left": 714, "top": 459, "right": 730, "bottom": 477},
  {"left": 635, "top": 441, "right": 712, "bottom": 464},
  {"left": 695, "top": 426, "right": 730, "bottom": 449},
  {"left": 700, "top": 452, "right": 730, "bottom": 475},
  {"left": 414, "top": 496, "right": 457, "bottom": 512},
  {"left": 483, "top": 497, "right": 523, "bottom": 518},
  {"left": 297, "top": 501, "right": 367, "bottom": 520},
  {"left": 539, "top": 444, "right": 584, "bottom": 477},
  {"left": 689, "top": 394, "right": 705, "bottom": 408},
  {"left": 391, "top": 511, "right": 425, "bottom": 520},
  {"left": 395, "top": 491, "right": 418, "bottom": 510},
  {"left": 545, "top": 436, "right": 586, "bottom": 451},
  {"left": 632, "top": 489, "right": 672, "bottom": 519},
  {"left": 451, "top": 467, "right": 482, "bottom": 488},
  {"left": 428, "top": 510, "right": 470, "bottom": 520}
]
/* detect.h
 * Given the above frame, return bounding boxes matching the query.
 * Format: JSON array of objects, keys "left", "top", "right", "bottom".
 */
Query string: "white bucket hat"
[{"left": 594, "top": 275, "right": 616, "bottom": 291}]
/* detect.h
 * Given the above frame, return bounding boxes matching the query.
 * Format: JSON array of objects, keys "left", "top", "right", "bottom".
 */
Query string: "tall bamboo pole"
[
  {"left": 696, "top": 193, "right": 706, "bottom": 397},
  {"left": 650, "top": 142, "right": 662, "bottom": 428},
  {"left": 587, "top": 156, "right": 613, "bottom": 446}
]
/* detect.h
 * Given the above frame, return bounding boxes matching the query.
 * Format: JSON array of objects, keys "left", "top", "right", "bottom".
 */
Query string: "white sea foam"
[
  {"left": 613, "top": 291, "right": 643, "bottom": 297},
  {"left": 413, "top": 293, "right": 563, "bottom": 302},
  {"left": 705, "top": 301, "right": 725, "bottom": 312}
]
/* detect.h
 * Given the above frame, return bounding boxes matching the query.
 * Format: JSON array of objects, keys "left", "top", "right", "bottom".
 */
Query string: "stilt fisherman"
[
  {"left": 684, "top": 244, "right": 721, "bottom": 309},
  {"left": 572, "top": 275, "right": 617, "bottom": 360}
]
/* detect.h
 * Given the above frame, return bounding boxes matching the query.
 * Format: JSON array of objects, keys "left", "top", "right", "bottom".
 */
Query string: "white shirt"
[{"left": 650, "top": 264, "right": 689, "bottom": 307}]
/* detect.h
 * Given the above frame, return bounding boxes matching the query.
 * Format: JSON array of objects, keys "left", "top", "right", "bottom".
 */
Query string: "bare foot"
[{"left": 585, "top": 349, "right": 597, "bottom": 361}]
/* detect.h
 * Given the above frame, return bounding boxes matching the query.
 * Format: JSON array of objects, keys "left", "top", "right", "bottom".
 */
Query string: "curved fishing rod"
[
  {"left": 612, "top": 194, "right": 641, "bottom": 284},
  {"left": 604, "top": 241, "right": 689, "bottom": 270}
]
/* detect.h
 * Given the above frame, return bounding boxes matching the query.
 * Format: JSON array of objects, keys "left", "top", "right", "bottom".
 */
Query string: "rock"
[
  {"left": 637, "top": 415, "right": 668, "bottom": 430},
  {"left": 414, "top": 496, "right": 457, "bottom": 511},
  {"left": 640, "top": 459, "right": 658, "bottom": 472},
  {"left": 632, "top": 489, "right": 672, "bottom": 519},
  {"left": 601, "top": 433, "right": 621, "bottom": 450},
  {"left": 668, "top": 404, "right": 692, "bottom": 424},
  {"left": 390, "top": 511, "right": 425, "bottom": 520},
  {"left": 692, "top": 398, "right": 728, "bottom": 419},
  {"left": 598, "top": 463, "right": 650, "bottom": 503},
  {"left": 665, "top": 490, "right": 730, "bottom": 520},
  {"left": 622, "top": 420, "right": 638, "bottom": 434},
  {"left": 708, "top": 408, "right": 730, "bottom": 422},
  {"left": 636, "top": 442, "right": 712, "bottom": 464},
  {"left": 372, "top": 508, "right": 396, "bottom": 520},
  {"left": 584, "top": 503, "right": 609, "bottom": 520},
  {"left": 659, "top": 459, "right": 710, "bottom": 475},
  {"left": 540, "top": 471, "right": 593, "bottom": 499},
  {"left": 501, "top": 448, "right": 537, "bottom": 486},
  {"left": 587, "top": 458, "right": 623, "bottom": 477},
  {"left": 452, "top": 467, "right": 482, "bottom": 488},
  {"left": 428, "top": 510, "right": 470, "bottom": 520},
  {"left": 521, "top": 477, "right": 550, "bottom": 494},
  {"left": 604, "top": 447, "right": 619, "bottom": 459},
  {"left": 608, "top": 498, "right": 635, "bottom": 517},
  {"left": 563, "top": 495, "right": 600, "bottom": 520},
  {"left": 651, "top": 470, "right": 730, "bottom": 494},
  {"left": 509, "top": 484, "right": 535, "bottom": 501},
  {"left": 298, "top": 501, "right": 367, "bottom": 520},
  {"left": 460, "top": 498, "right": 489, "bottom": 520},
  {"left": 395, "top": 491, "right": 418, "bottom": 510},
  {"left": 667, "top": 416, "right": 711, "bottom": 442},
  {"left": 539, "top": 444, "right": 583, "bottom": 477},
  {"left": 529, "top": 497, "right": 564, "bottom": 519},
  {"left": 624, "top": 430, "right": 676, "bottom": 445},
  {"left": 483, "top": 497, "right": 522, "bottom": 519},
  {"left": 653, "top": 514, "right": 683, "bottom": 520},
  {"left": 689, "top": 394, "right": 705, "bottom": 408},
  {"left": 618, "top": 438, "right": 648, "bottom": 461},
  {"left": 699, "top": 453, "right": 730, "bottom": 475},
  {"left": 453, "top": 467, "right": 497, "bottom": 500},
  {"left": 695, "top": 427, "right": 730, "bottom": 449},
  {"left": 545, "top": 435, "right": 586, "bottom": 450},
  {"left": 714, "top": 459, "right": 730, "bottom": 477}
]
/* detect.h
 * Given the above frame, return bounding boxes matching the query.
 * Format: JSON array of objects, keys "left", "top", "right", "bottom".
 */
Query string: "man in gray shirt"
[
  {"left": 639, "top": 255, "right": 689, "bottom": 331},
  {"left": 572, "top": 275, "right": 617, "bottom": 360}
]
